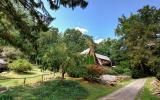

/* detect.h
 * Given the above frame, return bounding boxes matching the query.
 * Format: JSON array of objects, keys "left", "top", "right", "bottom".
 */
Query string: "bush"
[
  {"left": 131, "top": 69, "right": 147, "bottom": 78},
  {"left": 2, "top": 46, "right": 24, "bottom": 60},
  {"left": 106, "top": 61, "right": 131, "bottom": 75},
  {"left": 156, "top": 73, "right": 160, "bottom": 80},
  {"left": 8, "top": 59, "right": 33, "bottom": 73},
  {"left": 113, "top": 66, "right": 131, "bottom": 75},
  {"left": 67, "top": 65, "right": 88, "bottom": 78},
  {"left": 84, "top": 64, "right": 105, "bottom": 82}
]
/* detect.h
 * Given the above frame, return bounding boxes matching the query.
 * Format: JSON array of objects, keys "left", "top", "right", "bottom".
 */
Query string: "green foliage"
[
  {"left": 86, "top": 55, "right": 95, "bottom": 64},
  {"left": 113, "top": 67, "right": 131, "bottom": 75},
  {"left": 0, "top": 94, "right": 13, "bottom": 100},
  {"left": 8, "top": 59, "right": 33, "bottom": 73},
  {"left": 156, "top": 73, "right": 160, "bottom": 81},
  {"left": 67, "top": 65, "right": 88, "bottom": 78},
  {"left": 64, "top": 29, "right": 93, "bottom": 53},
  {"left": 96, "top": 38, "right": 129, "bottom": 65},
  {"left": 96, "top": 38, "right": 116, "bottom": 57},
  {"left": 131, "top": 69, "right": 148, "bottom": 79},
  {"left": 0, "top": 78, "right": 132, "bottom": 100},
  {"left": 113, "top": 61, "right": 131, "bottom": 75},
  {"left": 0, "top": 0, "right": 88, "bottom": 55},
  {"left": 33, "top": 80, "right": 88, "bottom": 100},
  {"left": 116, "top": 5, "right": 160, "bottom": 78}
]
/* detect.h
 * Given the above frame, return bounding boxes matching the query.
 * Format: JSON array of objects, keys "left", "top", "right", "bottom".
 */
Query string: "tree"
[
  {"left": 116, "top": 6, "right": 160, "bottom": 77},
  {"left": 0, "top": 0, "right": 88, "bottom": 55},
  {"left": 64, "top": 29, "right": 93, "bottom": 53},
  {"left": 41, "top": 40, "right": 79, "bottom": 79},
  {"left": 96, "top": 38, "right": 129, "bottom": 65}
]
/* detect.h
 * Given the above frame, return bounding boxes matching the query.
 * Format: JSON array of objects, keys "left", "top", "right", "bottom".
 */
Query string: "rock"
[
  {"left": 100, "top": 75, "right": 117, "bottom": 85},
  {"left": 151, "top": 79, "right": 160, "bottom": 97},
  {"left": 100, "top": 75, "right": 131, "bottom": 86},
  {"left": 0, "top": 87, "right": 7, "bottom": 93}
]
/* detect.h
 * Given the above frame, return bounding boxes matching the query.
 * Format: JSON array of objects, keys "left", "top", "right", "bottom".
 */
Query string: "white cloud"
[
  {"left": 94, "top": 38, "right": 103, "bottom": 44},
  {"left": 75, "top": 27, "right": 88, "bottom": 34}
]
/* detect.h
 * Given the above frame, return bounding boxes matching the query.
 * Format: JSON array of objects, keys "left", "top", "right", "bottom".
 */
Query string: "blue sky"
[{"left": 44, "top": 0, "right": 160, "bottom": 43}]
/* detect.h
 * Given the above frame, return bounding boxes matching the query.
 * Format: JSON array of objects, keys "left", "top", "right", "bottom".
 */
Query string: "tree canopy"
[
  {"left": 116, "top": 5, "right": 160, "bottom": 76},
  {"left": 0, "top": 0, "right": 88, "bottom": 54}
]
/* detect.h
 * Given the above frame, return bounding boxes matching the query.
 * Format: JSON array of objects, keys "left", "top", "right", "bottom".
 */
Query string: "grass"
[
  {"left": 0, "top": 68, "right": 133, "bottom": 100},
  {"left": 0, "top": 77, "right": 132, "bottom": 100},
  {"left": 136, "top": 77, "right": 160, "bottom": 100},
  {"left": 0, "top": 68, "right": 60, "bottom": 87},
  {"left": 0, "top": 80, "right": 88, "bottom": 100},
  {"left": 80, "top": 79, "right": 133, "bottom": 100}
]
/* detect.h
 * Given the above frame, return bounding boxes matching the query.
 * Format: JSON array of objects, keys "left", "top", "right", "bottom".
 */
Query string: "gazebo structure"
[{"left": 81, "top": 48, "right": 112, "bottom": 67}]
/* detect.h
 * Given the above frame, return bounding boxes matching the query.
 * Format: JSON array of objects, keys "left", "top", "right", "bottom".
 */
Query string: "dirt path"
[{"left": 99, "top": 79, "right": 147, "bottom": 100}]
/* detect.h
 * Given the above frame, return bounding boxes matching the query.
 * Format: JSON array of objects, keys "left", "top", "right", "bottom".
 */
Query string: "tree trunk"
[{"left": 61, "top": 69, "right": 65, "bottom": 80}]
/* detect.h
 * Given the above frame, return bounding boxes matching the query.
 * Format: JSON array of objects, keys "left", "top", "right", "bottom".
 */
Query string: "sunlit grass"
[{"left": 0, "top": 67, "right": 59, "bottom": 87}]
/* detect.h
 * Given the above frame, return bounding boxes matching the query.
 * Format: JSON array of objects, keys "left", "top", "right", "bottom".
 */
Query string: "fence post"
[
  {"left": 42, "top": 75, "right": 44, "bottom": 83},
  {"left": 24, "top": 78, "right": 26, "bottom": 85}
]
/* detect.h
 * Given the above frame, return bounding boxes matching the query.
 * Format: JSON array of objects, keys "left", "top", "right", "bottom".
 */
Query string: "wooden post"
[
  {"left": 42, "top": 75, "right": 44, "bottom": 83},
  {"left": 24, "top": 78, "right": 26, "bottom": 85}
]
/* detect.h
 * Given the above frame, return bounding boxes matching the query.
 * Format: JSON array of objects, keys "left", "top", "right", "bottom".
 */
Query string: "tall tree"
[
  {"left": 116, "top": 5, "right": 160, "bottom": 75},
  {"left": 0, "top": 0, "right": 88, "bottom": 54},
  {"left": 96, "top": 38, "right": 129, "bottom": 65},
  {"left": 64, "top": 29, "right": 93, "bottom": 53}
]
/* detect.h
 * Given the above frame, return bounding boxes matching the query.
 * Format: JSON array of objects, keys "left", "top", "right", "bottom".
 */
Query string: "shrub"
[
  {"left": 67, "top": 65, "right": 88, "bottom": 78},
  {"left": 110, "top": 61, "right": 131, "bottom": 75},
  {"left": 8, "top": 59, "right": 33, "bottom": 73},
  {"left": 2, "top": 46, "right": 24, "bottom": 60},
  {"left": 113, "top": 67, "right": 131, "bottom": 75},
  {"left": 84, "top": 64, "right": 105, "bottom": 82},
  {"left": 156, "top": 73, "right": 160, "bottom": 80},
  {"left": 131, "top": 69, "right": 147, "bottom": 78}
]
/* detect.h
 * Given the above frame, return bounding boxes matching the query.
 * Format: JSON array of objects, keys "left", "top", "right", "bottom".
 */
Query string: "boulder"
[
  {"left": 100, "top": 75, "right": 117, "bottom": 86},
  {"left": 100, "top": 75, "right": 131, "bottom": 86}
]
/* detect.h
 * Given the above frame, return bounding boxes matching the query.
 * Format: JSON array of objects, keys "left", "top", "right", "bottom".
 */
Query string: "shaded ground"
[{"left": 99, "top": 79, "right": 147, "bottom": 100}]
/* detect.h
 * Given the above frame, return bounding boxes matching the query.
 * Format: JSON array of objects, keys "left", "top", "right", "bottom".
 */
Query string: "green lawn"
[
  {"left": 0, "top": 68, "right": 133, "bottom": 100},
  {"left": 0, "top": 77, "right": 132, "bottom": 100},
  {"left": 79, "top": 79, "right": 132, "bottom": 100},
  {"left": 136, "top": 77, "right": 160, "bottom": 100},
  {"left": 0, "top": 68, "right": 59, "bottom": 87}
]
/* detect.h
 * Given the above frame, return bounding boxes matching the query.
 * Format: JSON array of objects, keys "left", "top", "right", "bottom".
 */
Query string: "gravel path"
[{"left": 99, "top": 79, "right": 147, "bottom": 100}]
